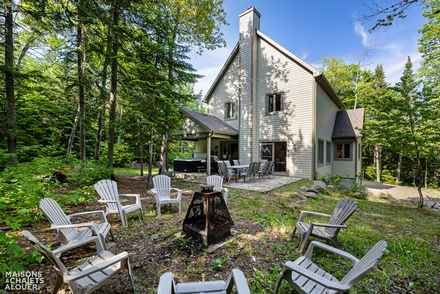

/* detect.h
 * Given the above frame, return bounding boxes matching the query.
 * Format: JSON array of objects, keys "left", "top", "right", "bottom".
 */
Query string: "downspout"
[
  {"left": 312, "top": 72, "right": 322, "bottom": 180},
  {"left": 251, "top": 27, "right": 258, "bottom": 161}
]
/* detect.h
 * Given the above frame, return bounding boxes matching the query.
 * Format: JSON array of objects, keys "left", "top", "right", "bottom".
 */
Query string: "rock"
[
  {"left": 300, "top": 186, "right": 308, "bottom": 191},
  {"left": 327, "top": 185, "right": 337, "bottom": 191},
  {"left": 366, "top": 188, "right": 391, "bottom": 199},
  {"left": 341, "top": 180, "right": 354, "bottom": 190},
  {"left": 304, "top": 191, "right": 318, "bottom": 199},
  {"left": 313, "top": 180, "right": 327, "bottom": 189}
]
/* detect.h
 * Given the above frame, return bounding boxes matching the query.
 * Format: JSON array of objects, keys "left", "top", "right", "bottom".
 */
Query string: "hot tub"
[{"left": 173, "top": 159, "right": 206, "bottom": 172}]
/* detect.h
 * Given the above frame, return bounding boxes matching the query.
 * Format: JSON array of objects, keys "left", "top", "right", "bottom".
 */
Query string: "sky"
[{"left": 190, "top": 0, "right": 427, "bottom": 96}]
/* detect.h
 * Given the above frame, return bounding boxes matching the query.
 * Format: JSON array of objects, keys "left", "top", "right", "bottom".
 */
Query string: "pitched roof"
[
  {"left": 332, "top": 108, "right": 365, "bottom": 139},
  {"left": 180, "top": 108, "right": 238, "bottom": 135}
]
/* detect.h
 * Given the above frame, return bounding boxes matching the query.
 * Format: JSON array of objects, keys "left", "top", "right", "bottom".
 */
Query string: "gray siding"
[
  {"left": 254, "top": 37, "right": 314, "bottom": 178},
  {"left": 332, "top": 141, "right": 356, "bottom": 178},
  {"left": 315, "top": 85, "right": 339, "bottom": 177}
]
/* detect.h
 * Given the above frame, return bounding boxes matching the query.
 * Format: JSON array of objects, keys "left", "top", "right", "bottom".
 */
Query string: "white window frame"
[
  {"left": 266, "top": 93, "right": 283, "bottom": 115},
  {"left": 335, "top": 142, "right": 352, "bottom": 160},
  {"left": 317, "top": 139, "right": 324, "bottom": 166},
  {"left": 326, "top": 141, "right": 331, "bottom": 165},
  {"left": 225, "top": 101, "right": 236, "bottom": 120}
]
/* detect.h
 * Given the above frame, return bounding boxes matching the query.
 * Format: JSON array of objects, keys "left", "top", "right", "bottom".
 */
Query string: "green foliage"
[{"left": 209, "top": 257, "right": 228, "bottom": 271}]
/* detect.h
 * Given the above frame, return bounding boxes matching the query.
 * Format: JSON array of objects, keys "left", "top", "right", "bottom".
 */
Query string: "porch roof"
[{"left": 175, "top": 108, "right": 239, "bottom": 140}]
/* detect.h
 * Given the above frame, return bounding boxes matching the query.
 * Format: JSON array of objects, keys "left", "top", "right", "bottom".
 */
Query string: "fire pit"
[{"left": 182, "top": 190, "right": 234, "bottom": 246}]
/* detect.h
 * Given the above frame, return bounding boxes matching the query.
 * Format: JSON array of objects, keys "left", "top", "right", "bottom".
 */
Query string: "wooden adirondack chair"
[
  {"left": 207, "top": 175, "right": 229, "bottom": 203},
  {"left": 158, "top": 269, "right": 251, "bottom": 294},
  {"left": 151, "top": 175, "right": 182, "bottom": 215},
  {"left": 22, "top": 230, "right": 134, "bottom": 294},
  {"left": 294, "top": 198, "right": 357, "bottom": 252},
  {"left": 94, "top": 180, "right": 143, "bottom": 227},
  {"left": 39, "top": 198, "right": 114, "bottom": 248},
  {"left": 273, "top": 240, "right": 387, "bottom": 294}
]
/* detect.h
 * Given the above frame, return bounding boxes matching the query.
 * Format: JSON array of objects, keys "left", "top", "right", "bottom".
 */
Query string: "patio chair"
[
  {"left": 158, "top": 269, "right": 251, "bottom": 294},
  {"left": 258, "top": 160, "right": 271, "bottom": 179},
  {"left": 39, "top": 198, "right": 114, "bottom": 248},
  {"left": 241, "top": 162, "right": 256, "bottom": 183},
  {"left": 293, "top": 198, "right": 357, "bottom": 252},
  {"left": 94, "top": 180, "right": 143, "bottom": 227},
  {"left": 251, "top": 161, "right": 261, "bottom": 182},
  {"left": 218, "top": 161, "right": 235, "bottom": 182},
  {"left": 265, "top": 160, "right": 275, "bottom": 178},
  {"left": 22, "top": 230, "right": 134, "bottom": 294},
  {"left": 207, "top": 175, "right": 229, "bottom": 203},
  {"left": 273, "top": 240, "right": 387, "bottom": 294},
  {"left": 233, "top": 159, "right": 240, "bottom": 166},
  {"left": 151, "top": 175, "right": 182, "bottom": 215}
]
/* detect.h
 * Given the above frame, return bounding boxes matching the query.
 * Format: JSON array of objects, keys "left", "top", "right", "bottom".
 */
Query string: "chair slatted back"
[
  {"left": 94, "top": 180, "right": 120, "bottom": 212},
  {"left": 39, "top": 198, "right": 76, "bottom": 244},
  {"left": 246, "top": 162, "right": 256, "bottom": 178},
  {"left": 326, "top": 198, "right": 357, "bottom": 235},
  {"left": 251, "top": 161, "right": 261, "bottom": 176},
  {"left": 152, "top": 175, "right": 173, "bottom": 198},
  {"left": 207, "top": 175, "right": 224, "bottom": 192},
  {"left": 341, "top": 240, "right": 387, "bottom": 286},
  {"left": 22, "top": 230, "right": 67, "bottom": 274}
]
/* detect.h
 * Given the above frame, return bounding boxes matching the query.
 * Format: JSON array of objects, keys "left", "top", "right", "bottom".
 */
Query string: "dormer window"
[
  {"left": 225, "top": 101, "right": 236, "bottom": 119},
  {"left": 267, "top": 93, "right": 283, "bottom": 114}
]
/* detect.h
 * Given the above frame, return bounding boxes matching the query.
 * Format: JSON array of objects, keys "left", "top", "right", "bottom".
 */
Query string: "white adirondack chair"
[
  {"left": 207, "top": 175, "right": 229, "bottom": 203},
  {"left": 22, "top": 230, "right": 134, "bottom": 294},
  {"left": 158, "top": 269, "right": 251, "bottom": 294},
  {"left": 94, "top": 180, "right": 143, "bottom": 227},
  {"left": 151, "top": 175, "right": 182, "bottom": 215},
  {"left": 273, "top": 240, "right": 387, "bottom": 294},
  {"left": 39, "top": 198, "right": 114, "bottom": 247},
  {"left": 294, "top": 198, "right": 357, "bottom": 252}
]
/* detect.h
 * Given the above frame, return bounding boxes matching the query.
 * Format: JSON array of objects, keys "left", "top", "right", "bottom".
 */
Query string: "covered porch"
[{"left": 174, "top": 109, "right": 239, "bottom": 175}]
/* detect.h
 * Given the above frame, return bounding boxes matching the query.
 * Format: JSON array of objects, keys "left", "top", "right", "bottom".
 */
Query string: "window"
[
  {"left": 267, "top": 93, "right": 282, "bottom": 114},
  {"left": 225, "top": 102, "right": 236, "bottom": 119},
  {"left": 317, "top": 139, "right": 324, "bottom": 166},
  {"left": 335, "top": 143, "right": 351, "bottom": 160},
  {"left": 326, "top": 141, "right": 331, "bottom": 165}
]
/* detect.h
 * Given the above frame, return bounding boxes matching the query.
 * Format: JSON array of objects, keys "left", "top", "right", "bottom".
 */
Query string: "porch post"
[{"left": 207, "top": 133, "right": 212, "bottom": 175}]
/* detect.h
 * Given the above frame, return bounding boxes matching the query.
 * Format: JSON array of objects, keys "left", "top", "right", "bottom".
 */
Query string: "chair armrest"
[
  {"left": 119, "top": 193, "right": 141, "bottom": 204},
  {"left": 226, "top": 269, "right": 250, "bottom": 294},
  {"left": 52, "top": 235, "right": 105, "bottom": 255},
  {"left": 304, "top": 241, "right": 359, "bottom": 264},
  {"left": 158, "top": 272, "right": 176, "bottom": 294},
  {"left": 68, "top": 210, "right": 108, "bottom": 223},
  {"left": 283, "top": 261, "right": 351, "bottom": 292},
  {"left": 298, "top": 211, "right": 332, "bottom": 222},
  {"left": 98, "top": 199, "right": 119, "bottom": 204},
  {"left": 170, "top": 188, "right": 182, "bottom": 199},
  {"left": 50, "top": 222, "right": 97, "bottom": 231},
  {"left": 309, "top": 222, "right": 348, "bottom": 229},
  {"left": 64, "top": 252, "right": 129, "bottom": 282},
  {"left": 222, "top": 187, "right": 229, "bottom": 193}
]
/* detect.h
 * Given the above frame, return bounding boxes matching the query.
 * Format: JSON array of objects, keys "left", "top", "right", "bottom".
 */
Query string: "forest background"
[{"left": 0, "top": 0, "right": 439, "bottom": 277}]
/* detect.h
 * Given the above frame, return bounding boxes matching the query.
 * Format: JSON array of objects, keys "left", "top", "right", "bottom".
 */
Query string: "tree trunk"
[
  {"left": 4, "top": 1, "right": 17, "bottom": 166},
  {"left": 77, "top": 2, "right": 86, "bottom": 162},
  {"left": 147, "top": 127, "right": 154, "bottom": 189},
  {"left": 107, "top": 1, "right": 120, "bottom": 168},
  {"left": 396, "top": 152, "right": 402, "bottom": 183},
  {"left": 94, "top": 21, "right": 113, "bottom": 161},
  {"left": 66, "top": 104, "right": 80, "bottom": 162},
  {"left": 434, "top": 151, "right": 439, "bottom": 186},
  {"left": 375, "top": 144, "right": 380, "bottom": 182}
]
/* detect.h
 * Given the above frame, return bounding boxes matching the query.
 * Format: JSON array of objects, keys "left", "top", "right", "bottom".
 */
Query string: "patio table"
[{"left": 229, "top": 165, "right": 249, "bottom": 182}]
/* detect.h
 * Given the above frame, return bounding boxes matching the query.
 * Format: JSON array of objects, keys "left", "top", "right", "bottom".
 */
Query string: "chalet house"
[{"left": 175, "top": 6, "right": 364, "bottom": 180}]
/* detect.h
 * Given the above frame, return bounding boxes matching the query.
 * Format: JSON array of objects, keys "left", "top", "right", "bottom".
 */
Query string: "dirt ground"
[
  {"left": 363, "top": 180, "right": 440, "bottom": 206},
  {"left": 15, "top": 177, "right": 440, "bottom": 293}
]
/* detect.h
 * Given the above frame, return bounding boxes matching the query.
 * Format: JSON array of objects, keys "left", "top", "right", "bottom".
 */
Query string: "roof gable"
[{"left": 332, "top": 108, "right": 365, "bottom": 139}]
